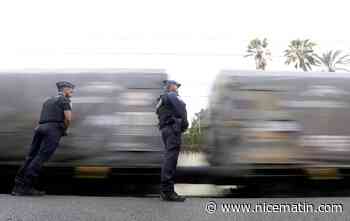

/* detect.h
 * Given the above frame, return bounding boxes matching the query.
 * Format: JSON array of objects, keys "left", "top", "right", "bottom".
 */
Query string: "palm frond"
[
  {"left": 244, "top": 38, "right": 271, "bottom": 70},
  {"left": 284, "top": 39, "right": 318, "bottom": 71},
  {"left": 315, "top": 50, "right": 350, "bottom": 72}
]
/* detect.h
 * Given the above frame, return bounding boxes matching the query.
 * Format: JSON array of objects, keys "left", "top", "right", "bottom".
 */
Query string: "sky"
[{"left": 0, "top": 0, "right": 349, "bottom": 119}]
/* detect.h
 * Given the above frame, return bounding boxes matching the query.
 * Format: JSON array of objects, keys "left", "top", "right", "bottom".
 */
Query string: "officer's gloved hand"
[{"left": 63, "top": 130, "right": 68, "bottom": 136}]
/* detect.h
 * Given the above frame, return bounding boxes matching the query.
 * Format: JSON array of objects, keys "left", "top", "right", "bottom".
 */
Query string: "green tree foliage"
[
  {"left": 244, "top": 38, "right": 271, "bottom": 71},
  {"left": 315, "top": 50, "right": 350, "bottom": 72},
  {"left": 182, "top": 109, "right": 207, "bottom": 152},
  {"left": 284, "top": 39, "right": 319, "bottom": 71}
]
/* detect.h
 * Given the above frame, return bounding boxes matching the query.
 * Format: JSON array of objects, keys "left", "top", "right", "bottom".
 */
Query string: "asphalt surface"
[{"left": 0, "top": 194, "right": 348, "bottom": 221}]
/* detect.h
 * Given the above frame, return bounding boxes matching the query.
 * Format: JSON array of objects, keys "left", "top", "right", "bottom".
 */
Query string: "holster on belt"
[{"left": 171, "top": 117, "right": 182, "bottom": 134}]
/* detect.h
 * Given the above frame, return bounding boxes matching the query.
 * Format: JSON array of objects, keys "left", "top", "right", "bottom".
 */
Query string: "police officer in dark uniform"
[
  {"left": 12, "top": 81, "right": 75, "bottom": 196},
  {"left": 156, "top": 80, "right": 189, "bottom": 202}
]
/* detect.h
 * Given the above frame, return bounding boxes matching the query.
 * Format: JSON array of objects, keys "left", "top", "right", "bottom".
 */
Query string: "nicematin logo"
[{"left": 205, "top": 201, "right": 343, "bottom": 214}]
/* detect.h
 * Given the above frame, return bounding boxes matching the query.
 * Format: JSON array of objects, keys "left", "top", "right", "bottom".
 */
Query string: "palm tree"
[
  {"left": 244, "top": 38, "right": 271, "bottom": 71},
  {"left": 315, "top": 50, "right": 350, "bottom": 72},
  {"left": 284, "top": 39, "right": 319, "bottom": 71}
]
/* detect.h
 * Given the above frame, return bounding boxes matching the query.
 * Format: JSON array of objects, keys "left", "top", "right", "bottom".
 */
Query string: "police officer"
[
  {"left": 156, "top": 80, "right": 189, "bottom": 202},
  {"left": 12, "top": 81, "right": 75, "bottom": 196}
]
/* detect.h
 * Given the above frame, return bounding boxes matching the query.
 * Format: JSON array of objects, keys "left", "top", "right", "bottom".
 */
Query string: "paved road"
[{"left": 0, "top": 194, "right": 348, "bottom": 221}]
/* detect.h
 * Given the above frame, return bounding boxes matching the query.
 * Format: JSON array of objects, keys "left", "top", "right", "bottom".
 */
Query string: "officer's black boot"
[
  {"left": 11, "top": 184, "right": 24, "bottom": 196},
  {"left": 12, "top": 178, "right": 45, "bottom": 196},
  {"left": 160, "top": 191, "right": 186, "bottom": 202},
  {"left": 12, "top": 185, "right": 45, "bottom": 196},
  {"left": 24, "top": 188, "right": 46, "bottom": 196}
]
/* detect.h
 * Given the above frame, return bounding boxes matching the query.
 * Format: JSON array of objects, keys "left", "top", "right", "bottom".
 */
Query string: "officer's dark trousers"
[
  {"left": 15, "top": 123, "right": 63, "bottom": 188},
  {"left": 160, "top": 125, "right": 181, "bottom": 193}
]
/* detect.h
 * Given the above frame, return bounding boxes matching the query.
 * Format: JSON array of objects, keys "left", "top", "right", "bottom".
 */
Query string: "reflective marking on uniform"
[{"left": 75, "top": 166, "right": 111, "bottom": 179}]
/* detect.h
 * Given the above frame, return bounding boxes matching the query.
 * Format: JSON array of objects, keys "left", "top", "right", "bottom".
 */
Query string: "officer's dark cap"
[
  {"left": 56, "top": 81, "right": 75, "bottom": 91},
  {"left": 163, "top": 80, "right": 181, "bottom": 88}
]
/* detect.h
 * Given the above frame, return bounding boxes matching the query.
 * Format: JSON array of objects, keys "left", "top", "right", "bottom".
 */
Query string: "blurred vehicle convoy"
[
  {"left": 205, "top": 70, "right": 350, "bottom": 181},
  {"left": 1, "top": 69, "right": 350, "bottom": 182},
  {"left": 0, "top": 69, "right": 166, "bottom": 168}
]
